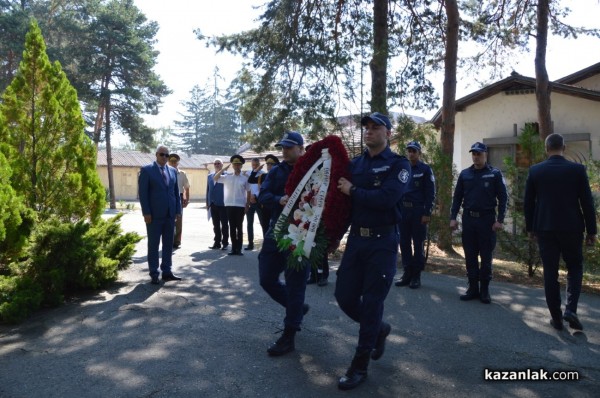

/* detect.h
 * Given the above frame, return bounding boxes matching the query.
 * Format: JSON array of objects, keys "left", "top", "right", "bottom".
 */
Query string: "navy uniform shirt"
[
  {"left": 403, "top": 160, "right": 436, "bottom": 216},
  {"left": 450, "top": 163, "right": 508, "bottom": 222},
  {"left": 258, "top": 161, "right": 293, "bottom": 227},
  {"left": 350, "top": 146, "right": 411, "bottom": 227}
]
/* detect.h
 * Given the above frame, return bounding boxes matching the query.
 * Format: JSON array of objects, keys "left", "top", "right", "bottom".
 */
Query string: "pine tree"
[
  {"left": 0, "top": 19, "right": 105, "bottom": 223},
  {"left": 174, "top": 79, "right": 242, "bottom": 155}
]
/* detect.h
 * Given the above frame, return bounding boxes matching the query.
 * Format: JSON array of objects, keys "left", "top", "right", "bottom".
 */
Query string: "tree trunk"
[
  {"left": 92, "top": 103, "right": 104, "bottom": 147},
  {"left": 437, "top": 0, "right": 459, "bottom": 253},
  {"left": 369, "top": 0, "right": 388, "bottom": 113},
  {"left": 535, "top": 0, "right": 552, "bottom": 141},
  {"left": 105, "top": 96, "right": 116, "bottom": 209}
]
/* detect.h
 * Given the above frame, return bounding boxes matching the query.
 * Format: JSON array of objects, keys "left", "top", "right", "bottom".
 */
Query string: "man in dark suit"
[
  {"left": 139, "top": 144, "right": 183, "bottom": 285},
  {"left": 524, "top": 133, "right": 597, "bottom": 331}
]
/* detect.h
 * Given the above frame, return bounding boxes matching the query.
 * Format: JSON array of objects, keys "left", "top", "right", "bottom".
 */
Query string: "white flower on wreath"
[
  {"left": 301, "top": 202, "right": 314, "bottom": 223},
  {"left": 287, "top": 223, "right": 308, "bottom": 245}
]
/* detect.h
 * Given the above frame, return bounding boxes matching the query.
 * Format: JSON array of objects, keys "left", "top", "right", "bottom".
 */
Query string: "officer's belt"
[
  {"left": 350, "top": 225, "right": 396, "bottom": 238},
  {"left": 402, "top": 201, "right": 424, "bottom": 208},
  {"left": 465, "top": 210, "right": 495, "bottom": 218}
]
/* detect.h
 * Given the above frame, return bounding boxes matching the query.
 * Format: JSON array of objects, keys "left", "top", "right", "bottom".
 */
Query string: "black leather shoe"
[
  {"left": 394, "top": 271, "right": 411, "bottom": 287},
  {"left": 409, "top": 273, "right": 421, "bottom": 289},
  {"left": 228, "top": 251, "right": 244, "bottom": 256},
  {"left": 550, "top": 318, "right": 564, "bottom": 330},
  {"left": 209, "top": 244, "right": 221, "bottom": 250},
  {"left": 267, "top": 328, "right": 296, "bottom": 356},
  {"left": 338, "top": 349, "right": 370, "bottom": 390},
  {"left": 563, "top": 311, "right": 583, "bottom": 330},
  {"left": 162, "top": 273, "right": 182, "bottom": 281},
  {"left": 460, "top": 279, "right": 480, "bottom": 301},
  {"left": 371, "top": 322, "right": 391, "bottom": 360},
  {"left": 303, "top": 304, "right": 310, "bottom": 316},
  {"left": 150, "top": 277, "right": 160, "bottom": 285},
  {"left": 173, "top": 242, "right": 181, "bottom": 249},
  {"left": 317, "top": 276, "right": 328, "bottom": 287},
  {"left": 221, "top": 244, "right": 229, "bottom": 251},
  {"left": 244, "top": 245, "right": 254, "bottom": 251}
]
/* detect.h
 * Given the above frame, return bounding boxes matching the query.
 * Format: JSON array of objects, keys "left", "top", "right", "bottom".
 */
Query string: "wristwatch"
[{"left": 350, "top": 185, "right": 357, "bottom": 195}]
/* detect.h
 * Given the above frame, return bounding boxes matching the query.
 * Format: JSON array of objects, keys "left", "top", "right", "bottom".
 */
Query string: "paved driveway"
[{"left": 1, "top": 204, "right": 598, "bottom": 397}]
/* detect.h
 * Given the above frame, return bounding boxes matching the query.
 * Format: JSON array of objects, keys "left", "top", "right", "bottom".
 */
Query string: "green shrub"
[
  {"left": 87, "top": 214, "right": 142, "bottom": 270},
  {"left": 24, "top": 218, "right": 120, "bottom": 306},
  {"left": 0, "top": 275, "right": 43, "bottom": 324}
]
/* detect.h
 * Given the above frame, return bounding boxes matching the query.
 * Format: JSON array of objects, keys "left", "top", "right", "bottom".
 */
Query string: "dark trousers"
[
  {"left": 226, "top": 206, "right": 245, "bottom": 253},
  {"left": 399, "top": 207, "right": 427, "bottom": 273},
  {"left": 537, "top": 231, "right": 584, "bottom": 317},
  {"left": 174, "top": 194, "right": 184, "bottom": 245},
  {"left": 246, "top": 202, "right": 262, "bottom": 246},
  {"left": 461, "top": 213, "right": 496, "bottom": 281},
  {"left": 308, "top": 255, "right": 329, "bottom": 282},
  {"left": 146, "top": 216, "right": 175, "bottom": 278},
  {"left": 258, "top": 205, "right": 272, "bottom": 236},
  {"left": 210, "top": 204, "right": 229, "bottom": 247},
  {"left": 335, "top": 231, "right": 398, "bottom": 350},
  {"left": 258, "top": 235, "right": 310, "bottom": 329}
]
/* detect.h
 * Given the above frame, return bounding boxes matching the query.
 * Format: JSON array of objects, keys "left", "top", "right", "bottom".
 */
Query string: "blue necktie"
[{"left": 160, "top": 166, "right": 168, "bottom": 185}]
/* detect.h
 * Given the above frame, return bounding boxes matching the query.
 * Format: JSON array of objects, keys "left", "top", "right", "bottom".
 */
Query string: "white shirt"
[
  {"left": 245, "top": 169, "right": 266, "bottom": 197},
  {"left": 217, "top": 173, "right": 250, "bottom": 207}
]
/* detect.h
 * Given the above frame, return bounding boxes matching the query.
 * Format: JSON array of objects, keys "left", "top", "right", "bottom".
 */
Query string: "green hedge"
[{"left": 0, "top": 215, "right": 141, "bottom": 323}]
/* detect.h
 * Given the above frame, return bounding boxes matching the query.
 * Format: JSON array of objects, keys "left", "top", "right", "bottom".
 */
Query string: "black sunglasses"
[{"left": 158, "top": 153, "right": 170, "bottom": 157}]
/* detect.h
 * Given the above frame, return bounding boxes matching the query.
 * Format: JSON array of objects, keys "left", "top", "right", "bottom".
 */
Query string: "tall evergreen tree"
[
  {"left": 70, "top": 0, "right": 169, "bottom": 208},
  {"left": 174, "top": 78, "right": 242, "bottom": 155},
  {"left": 0, "top": 19, "right": 105, "bottom": 222},
  {"left": 0, "top": 0, "right": 31, "bottom": 92}
]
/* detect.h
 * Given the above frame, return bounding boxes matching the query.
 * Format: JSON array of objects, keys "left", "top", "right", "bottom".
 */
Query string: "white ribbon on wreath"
[{"left": 275, "top": 148, "right": 332, "bottom": 258}]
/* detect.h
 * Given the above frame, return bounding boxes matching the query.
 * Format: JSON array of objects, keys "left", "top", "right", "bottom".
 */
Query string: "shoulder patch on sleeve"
[{"left": 399, "top": 169, "right": 410, "bottom": 183}]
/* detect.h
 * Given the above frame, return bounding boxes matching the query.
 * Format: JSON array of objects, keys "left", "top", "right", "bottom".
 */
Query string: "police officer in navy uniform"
[
  {"left": 395, "top": 141, "right": 436, "bottom": 289},
  {"left": 336, "top": 112, "right": 411, "bottom": 390},
  {"left": 450, "top": 142, "right": 508, "bottom": 304},
  {"left": 257, "top": 132, "right": 309, "bottom": 356},
  {"left": 524, "top": 133, "right": 597, "bottom": 331}
]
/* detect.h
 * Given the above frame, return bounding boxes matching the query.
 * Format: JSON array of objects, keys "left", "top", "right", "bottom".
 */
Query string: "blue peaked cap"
[
  {"left": 361, "top": 112, "right": 392, "bottom": 130},
  {"left": 469, "top": 142, "right": 488, "bottom": 153}
]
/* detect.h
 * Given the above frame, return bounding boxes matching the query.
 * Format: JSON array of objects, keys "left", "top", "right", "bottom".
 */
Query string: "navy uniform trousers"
[
  {"left": 258, "top": 231, "right": 311, "bottom": 330},
  {"left": 399, "top": 206, "right": 427, "bottom": 273},
  {"left": 461, "top": 212, "right": 496, "bottom": 281},
  {"left": 335, "top": 229, "right": 398, "bottom": 350}
]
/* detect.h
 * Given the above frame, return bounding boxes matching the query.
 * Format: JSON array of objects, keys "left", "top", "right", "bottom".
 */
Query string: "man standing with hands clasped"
[
  {"left": 395, "top": 140, "right": 436, "bottom": 289},
  {"left": 138, "top": 144, "right": 182, "bottom": 285},
  {"left": 450, "top": 142, "right": 507, "bottom": 304},
  {"left": 336, "top": 112, "right": 411, "bottom": 390},
  {"left": 524, "top": 133, "right": 596, "bottom": 331}
]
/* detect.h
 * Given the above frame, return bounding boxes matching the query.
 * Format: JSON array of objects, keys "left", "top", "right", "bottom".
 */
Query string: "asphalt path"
[{"left": 1, "top": 204, "right": 598, "bottom": 397}]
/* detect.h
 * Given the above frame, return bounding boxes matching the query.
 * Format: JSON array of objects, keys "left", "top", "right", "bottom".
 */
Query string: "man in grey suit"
[
  {"left": 139, "top": 144, "right": 183, "bottom": 284},
  {"left": 524, "top": 133, "right": 597, "bottom": 331}
]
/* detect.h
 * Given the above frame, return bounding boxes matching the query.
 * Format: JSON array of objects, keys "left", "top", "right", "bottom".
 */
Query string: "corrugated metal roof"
[{"left": 97, "top": 150, "right": 215, "bottom": 169}]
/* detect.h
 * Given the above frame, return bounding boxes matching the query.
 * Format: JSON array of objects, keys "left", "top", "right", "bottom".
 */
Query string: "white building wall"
[
  {"left": 453, "top": 91, "right": 600, "bottom": 171},
  {"left": 577, "top": 74, "right": 600, "bottom": 91}
]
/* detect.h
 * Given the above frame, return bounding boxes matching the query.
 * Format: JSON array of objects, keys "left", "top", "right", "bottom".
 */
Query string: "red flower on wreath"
[{"left": 284, "top": 135, "right": 352, "bottom": 252}]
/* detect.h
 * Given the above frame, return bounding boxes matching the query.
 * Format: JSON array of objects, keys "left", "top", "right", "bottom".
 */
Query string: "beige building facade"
[{"left": 432, "top": 63, "right": 600, "bottom": 171}]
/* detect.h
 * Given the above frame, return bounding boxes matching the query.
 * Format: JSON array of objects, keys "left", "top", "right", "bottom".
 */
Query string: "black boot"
[
  {"left": 479, "top": 280, "right": 491, "bottom": 304},
  {"left": 371, "top": 322, "right": 391, "bottom": 360},
  {"left": 460, "top": 278, "right": 480, "bottom": 301},
  {"left": 394, "top": 269, "right": 412, "bottom": 287},
  {"left": 409, "top": 271, "right": 421, "bottom": 289},
  {"left": 338, "top": 349, "right": 370, "bottom": 390},
  {"left": 267, "top": 327, "right": 296, "bottom": 356}
]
